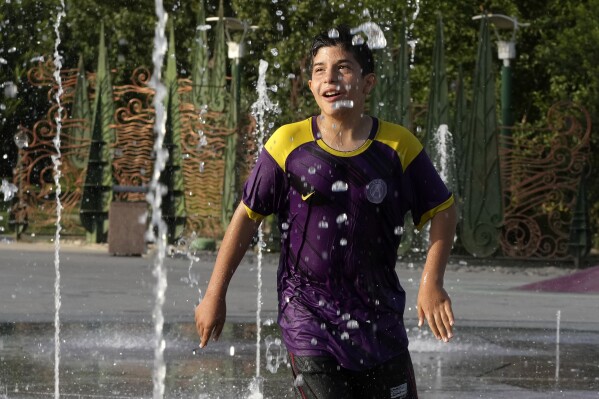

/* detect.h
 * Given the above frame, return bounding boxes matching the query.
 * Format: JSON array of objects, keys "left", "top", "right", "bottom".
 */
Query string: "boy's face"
[{"left": 309, "top": 45, "right": 375, "bottom": 118}]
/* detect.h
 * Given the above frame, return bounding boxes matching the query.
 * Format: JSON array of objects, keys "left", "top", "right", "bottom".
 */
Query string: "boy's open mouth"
[{"left": 323, "top": 90, "right": 341, "bottom": 98}]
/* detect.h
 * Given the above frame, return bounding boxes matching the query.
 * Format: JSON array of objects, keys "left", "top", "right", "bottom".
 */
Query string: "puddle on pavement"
[{"left": 0, "top": 322, "right": 598, "bottom": 398}]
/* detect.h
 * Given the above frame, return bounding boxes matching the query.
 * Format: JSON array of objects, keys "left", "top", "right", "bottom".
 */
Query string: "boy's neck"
[{"left": 317, "top": 113, "right": 372, "bottom": 152}]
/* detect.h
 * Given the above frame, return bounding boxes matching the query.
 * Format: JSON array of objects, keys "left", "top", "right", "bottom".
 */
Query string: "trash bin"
[{"left": 108, "top": 201, "right": 147, "bottom": 256}]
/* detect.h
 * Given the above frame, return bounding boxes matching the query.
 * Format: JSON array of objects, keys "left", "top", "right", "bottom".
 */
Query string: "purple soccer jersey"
[{"left": 242, "top": 116, "right": 453, "bottom": 370}]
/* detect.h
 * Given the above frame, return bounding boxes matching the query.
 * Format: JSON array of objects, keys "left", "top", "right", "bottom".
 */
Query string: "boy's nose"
[{"left": 324, "top": 71, "right": 339, "bottom": 83}]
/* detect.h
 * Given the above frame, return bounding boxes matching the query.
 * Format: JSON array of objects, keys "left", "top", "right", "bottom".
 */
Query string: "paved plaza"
[{"left": 1, "top": 239, "right": 598, "bottom": 398}]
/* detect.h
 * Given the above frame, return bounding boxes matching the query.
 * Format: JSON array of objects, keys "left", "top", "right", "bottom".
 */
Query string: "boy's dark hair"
[{"left": 310, "top": 25, "right": 375, "bottom": 76}]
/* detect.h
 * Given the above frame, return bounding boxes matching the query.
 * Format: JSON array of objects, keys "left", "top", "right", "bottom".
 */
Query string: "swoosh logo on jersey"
[{"left": 301, "top": 192, "right": 315, "bottom": 201}]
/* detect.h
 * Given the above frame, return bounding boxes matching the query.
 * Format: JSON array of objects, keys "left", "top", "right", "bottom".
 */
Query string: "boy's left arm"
[{"left": 417, "top": 203, "right": 457, "bottom": 342}]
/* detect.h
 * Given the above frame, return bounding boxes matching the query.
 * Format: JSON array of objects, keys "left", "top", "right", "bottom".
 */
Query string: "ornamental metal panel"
[{"left": 499, "top": 102, "right": 591, "bottom": 259}]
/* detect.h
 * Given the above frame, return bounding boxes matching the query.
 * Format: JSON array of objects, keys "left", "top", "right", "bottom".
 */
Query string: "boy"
[{"left": 195, "top": 25, "right": 457, "bottom": 399}]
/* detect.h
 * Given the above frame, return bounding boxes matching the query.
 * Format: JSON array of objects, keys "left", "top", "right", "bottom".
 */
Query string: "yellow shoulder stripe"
[
  {"left": 415, "top": 195, "right": 455, "bottom": 230},
  {"left": 243, "top": 203, "right": 265, "bottom": 222},
  {"left": 375, "top": 120, "right": 423, "bottom": 172},
  {"left": 265, "top": 118, "right": 314, "bottom": 172}
]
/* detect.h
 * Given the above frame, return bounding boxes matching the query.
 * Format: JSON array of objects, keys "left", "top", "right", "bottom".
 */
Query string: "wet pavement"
[{"left": 1, "top": 240, "right": 598, "bottom": 398}]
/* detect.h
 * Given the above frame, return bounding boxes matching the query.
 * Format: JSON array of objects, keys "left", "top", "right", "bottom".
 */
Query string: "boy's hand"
[
  {"left": 194, "top": 294, "right": 226, "bottom": 349},
  {"left": 417, "top": 283, "right": 454, "bottom": 342}
]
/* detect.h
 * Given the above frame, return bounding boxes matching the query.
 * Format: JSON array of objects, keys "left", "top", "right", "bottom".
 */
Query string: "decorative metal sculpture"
[
  {"left": 23, "top": 42, "right": 241, "bottom": 243},
  {"left": 80, "top": 22, "right": 116, "bottom": 243},
  {"left": 190, "top": 0, "right": 210, "bottom": 109},
  {"left": 18, "top": 59, "right": 88, "bottom": 235},
  {"left": 396, "top": 17, "right": 411, "bottom": 129},
  {"left": 160, "top": 22, "right": 186, "bottom": 243},
  {"left": 461, "top": 16, "right": 503, "bottom": 258},
  {"left": 209, "top": 0, "right": 227, "bottom": 113},
  {"left": 69, "top": 55, "right": 92, "bottom": 169},
  {"left": 424, "top": 15, "right": 449, "bottom": 154},
  {"left": 453, "top": 65, "right": 468, "bottom": 199},
  {"left": 499, "top": 102, "right": 591, "bottom": 259}
]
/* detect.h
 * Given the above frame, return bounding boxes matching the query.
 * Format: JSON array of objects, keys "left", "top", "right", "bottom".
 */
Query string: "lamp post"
[
  {"left": 13, "top": 127, "right": 30, "bottom": 240},
  {"left": 472, "top": 14, "right": 529, "bottom": 138},
  {"left": 205, "top": 16, "right": 256, "bottom": 131}
]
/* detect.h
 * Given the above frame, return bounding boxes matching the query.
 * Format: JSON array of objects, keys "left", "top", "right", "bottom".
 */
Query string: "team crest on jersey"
[{"left": 365, "top": 179, "right": 387, "bottom": 204}]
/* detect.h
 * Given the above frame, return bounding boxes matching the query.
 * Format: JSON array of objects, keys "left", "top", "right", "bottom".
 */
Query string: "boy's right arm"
[{"left": 194, "top": 202, "right": 261, "bottom": 348}]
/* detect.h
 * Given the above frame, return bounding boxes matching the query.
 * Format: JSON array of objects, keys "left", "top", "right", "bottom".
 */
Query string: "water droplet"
[
  {"left": 318, "top": 220, "right": 329, "bottom": 229},
  {"left": 351, "top": 22, "right": 387, "bottom": 49},
  {"left": 331, "top": 180, "right": 348, "bottom": 192},
  {"left": 342, "top": 313, "right": 351, "bottom": 321},
  {"left": 320, "top": 323, "right": 327, "bottom": 330},
  {"left": 294, "top": 374, "right": 304, "bottom": 387},
  {"left": 347, "top": 320, "right": 359, "bottom": 329},
  {"left": 318, "top": 299, "right": 325, "bottom": 307},
  {"left": 229, "top": 346, "right": 235, "bottom": 356},
  {"left": 339, "top": 238, "right": 347, "bottom": 246},
  {"left": 1, "top": 179, "right": 18, "bottom": 202},
  {"left": 14, "top": 130, "right": 29, "bottom": 149},
  {"left": 336, "top": 213, "right": 348, "bottom": 224},
  {"left": 3, "top": 81, "right": 18, "bottom": 98},
  {"left": 352, "top": 34, "right": 365, "bottom": 46},
  {"left": 340, "top": 332, "right": 350, "bottom": 340},
  {"left": 394, "top": 226, "right": 404, "bottom": 236},
  {"left": 270, "top": 48, "right": 279, "bottom": 56},
  {"left": 328, "top": 28, "right": 339, "bottom": 38},
  {"left": 308, "top": 166, "right": 316, "bottom": 175},
  {"left": 332, "top": 100, "right": 354, "bottom": 110},
  {"left": 311, "top": 338, "right": 318, "bottom": 345},
  {"left": 199, "top": 162, "right": 205, "bottom": 173},
  {"left": 281, "top": 222, "right": 290, "bottom": 230}
]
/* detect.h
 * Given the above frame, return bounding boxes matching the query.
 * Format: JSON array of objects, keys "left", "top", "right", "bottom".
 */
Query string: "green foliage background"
[{"left": 1, "top": 0, "right": 597, "bottom": 248}]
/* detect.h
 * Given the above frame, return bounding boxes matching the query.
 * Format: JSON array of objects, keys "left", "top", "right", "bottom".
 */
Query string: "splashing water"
[
  {"left": 247, "top": 60, "right": 279, "bottom": 399},
  {"left": 264, "top": 335, "right": 288, "bottom": 373},
  {"left": 51, "top": 3, "right": 66, "bottom": 398},
  {"left": 331, "top": 180, "right": 348, "bottom": 192},
  {"left": 1, "top": 179, "right": 18, "bottom": 202},
  {"left": 332, "top": 100, "right": 354, "bottom": 110},
  {"left": 147, "top": 1, "right": 169, "bottom": 398},
  {"left": 178, "top": 233, "right": 202, "bottom": 303},
  {"left": 407, "top": 0, "right": 421, "bottom": 64},
  {"left": 434, "top": 124, "right": 454, "bottom": 184},
  {"left": 350, "top": 22, "right": 387, "bottom": 49},
  {"left": 555, "top": 310, "right": 561, "bottom": 381}
]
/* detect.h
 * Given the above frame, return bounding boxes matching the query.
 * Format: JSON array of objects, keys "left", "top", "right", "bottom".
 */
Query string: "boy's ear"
[{"left": 363, "top": 73, "right": 377, "bottom": 94}]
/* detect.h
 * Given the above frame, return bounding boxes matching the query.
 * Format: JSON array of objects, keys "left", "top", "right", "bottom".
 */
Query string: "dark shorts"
[{"left": 289, "top": 351, "right": 418, "bottom": 399}]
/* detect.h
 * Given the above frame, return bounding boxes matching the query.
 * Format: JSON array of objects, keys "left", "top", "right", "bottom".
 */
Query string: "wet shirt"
[{"left": 242, "top": 116, "right": 453, "bottom": 370}]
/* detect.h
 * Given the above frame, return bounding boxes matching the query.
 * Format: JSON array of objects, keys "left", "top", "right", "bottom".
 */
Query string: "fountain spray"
[
  {"left": 247, "top": 59, "right": 279, "bottom": 399},
  {"left": 147, "top": 1, "right": 169, "bottom": 398},
  {"left": 51, "top": 2, "right": 66, "bottom": 397}
]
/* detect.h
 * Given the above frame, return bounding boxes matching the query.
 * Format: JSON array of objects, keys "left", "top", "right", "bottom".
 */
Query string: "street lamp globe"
[{"left": 472, "top": 13, "right": 530, "bottom": 66}]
